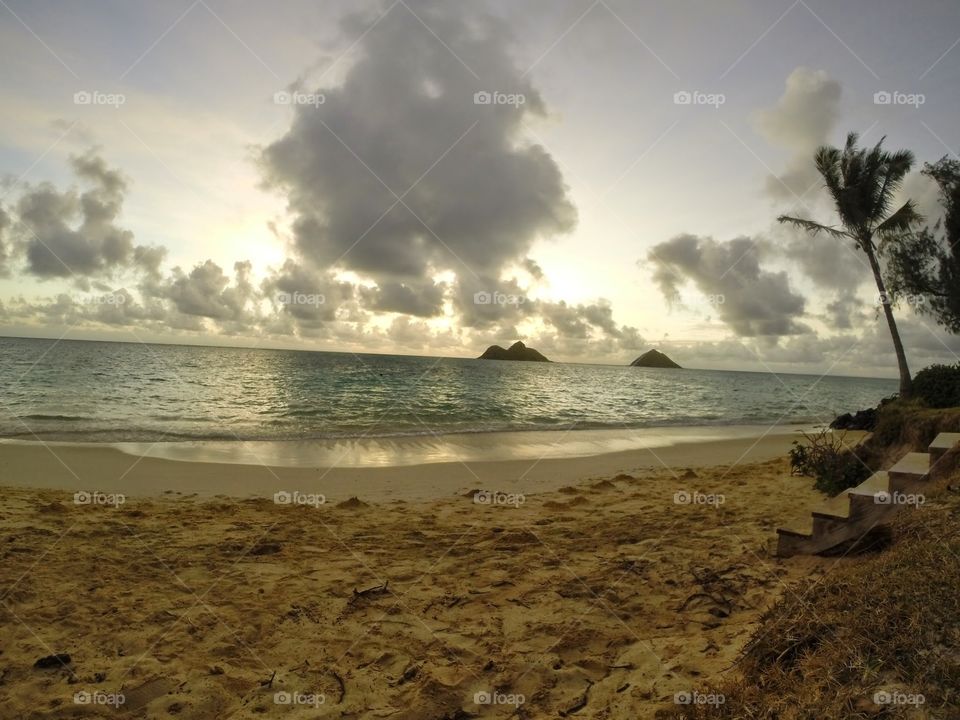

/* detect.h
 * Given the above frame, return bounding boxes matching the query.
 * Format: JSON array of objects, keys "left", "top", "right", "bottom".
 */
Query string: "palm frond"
[
  {"left": 777, "top": 215, "right": 851, "bottom": 240},
  {"left": 877, "top": 200, "right": 922, "bottom": 240}
]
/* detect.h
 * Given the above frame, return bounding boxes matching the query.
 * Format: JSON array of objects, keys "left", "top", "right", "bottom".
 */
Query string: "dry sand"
[{"left": 0, "top": 435, "right": 853, "bottom": 719}]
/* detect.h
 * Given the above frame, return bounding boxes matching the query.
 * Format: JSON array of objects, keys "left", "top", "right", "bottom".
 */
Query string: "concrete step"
[
  {"left": 777, "top": 508, "right": 895, "bottom": 557},
  {"left": 847, "top": 470, "right": 892, "bottom": 498},
  {"left": 888, "top": 452, "right": 930, "bottom": 492},
  {"left": 778, "top": 472, "right": 895, "bottom": 557},
  {"left": 929, "top": 432, "right": 960, "bottom": 471}
]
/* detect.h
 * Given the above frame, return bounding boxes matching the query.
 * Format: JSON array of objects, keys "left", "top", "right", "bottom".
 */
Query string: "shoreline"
[{"left": 0, "top": 426, "right": 861, "bottom": 502}]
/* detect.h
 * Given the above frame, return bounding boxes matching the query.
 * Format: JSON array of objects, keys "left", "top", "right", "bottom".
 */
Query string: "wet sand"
[{"left": 0, "top": 425, "right": 828, "bottom": 502}]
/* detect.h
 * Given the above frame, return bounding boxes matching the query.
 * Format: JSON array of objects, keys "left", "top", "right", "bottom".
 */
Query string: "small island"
[
  {"left": 478, "top": 341, "right": 551, "bottom": 362},
  {"left": 630, "top": 349, "right": 682, "bottom": 368}
]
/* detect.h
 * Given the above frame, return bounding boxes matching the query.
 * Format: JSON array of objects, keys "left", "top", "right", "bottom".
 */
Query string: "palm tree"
[{"left": 778, "top": 132, "right": 921, "bottom": 398}]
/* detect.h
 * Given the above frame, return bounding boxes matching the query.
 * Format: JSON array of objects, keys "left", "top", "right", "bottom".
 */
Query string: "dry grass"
[{"left": 658, "top": 489, "right": 960, "bottom": 719}]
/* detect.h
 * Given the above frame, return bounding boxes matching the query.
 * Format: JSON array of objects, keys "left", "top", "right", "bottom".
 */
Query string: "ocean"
[{"left": 0, "top": 336, "right": 897, "bottom": 443}]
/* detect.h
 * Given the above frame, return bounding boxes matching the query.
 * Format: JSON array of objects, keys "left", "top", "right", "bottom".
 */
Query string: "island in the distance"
[
  {"left": 478, "top": 341, "right": 551, "bottom": 362},
  {"left": 630, "top": 349, "right": 682, "bottom": 368}
]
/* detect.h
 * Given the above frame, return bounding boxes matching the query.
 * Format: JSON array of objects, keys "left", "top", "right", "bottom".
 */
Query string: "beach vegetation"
[
  {"left": 788, "top": 429, "right": 871, "bottom": 496},
  {"left": 912, "top": 363, "right": 960, "bottom": 409},
  {"left": 884, "top": 156, "right": 960, "bottom": 333}
]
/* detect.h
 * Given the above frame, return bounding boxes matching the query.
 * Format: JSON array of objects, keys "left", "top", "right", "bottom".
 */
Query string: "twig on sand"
[
  {"left": 331, "top": 670, "right": 346, "bottom": 703},
  {"left": 560, "top": 679, "right": 594, "bottom": 716},
  {"left": 350, "top": 581, "right": 390, "bottom": 603},
  {"left": 260, "top": 670, "right": 276, "bottom": 689}
]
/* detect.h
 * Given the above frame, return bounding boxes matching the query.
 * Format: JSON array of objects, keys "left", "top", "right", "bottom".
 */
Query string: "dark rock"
[
  {"left": 630, "top": 349, "right": 682, "bottom": 368},
  {"left": 478, "top": 340, "right": 550, "bottom": 362},
  {"left": 34, "top": 653, "right": 71, "bottom": 669},
  {"left": 830, "top": 408, "right": 878, "bottom": 431},
  {"left": 249, "top": 542, "right": 282, "bottom": 556}
]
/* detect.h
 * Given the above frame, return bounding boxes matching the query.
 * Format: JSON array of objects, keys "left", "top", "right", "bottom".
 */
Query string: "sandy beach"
[{"left": 0, "top": 432, "right": 850, "bottom": 718}]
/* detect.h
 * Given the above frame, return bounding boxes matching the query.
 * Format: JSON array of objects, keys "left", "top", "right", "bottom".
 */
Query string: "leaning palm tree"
[{"left": 778, "top": 132, "right": 921, "bottom": 398}]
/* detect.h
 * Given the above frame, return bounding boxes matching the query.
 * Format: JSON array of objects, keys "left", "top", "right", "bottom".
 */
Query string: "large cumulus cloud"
[
  {"left": 260, "top": 0, "right": 576, "bottom": 324},
  {"left": 648, "top": 234, "right": 807, "bottom": 337}
]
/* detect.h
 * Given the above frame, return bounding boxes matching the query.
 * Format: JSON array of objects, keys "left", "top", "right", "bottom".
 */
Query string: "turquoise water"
[{"left": 0, "top": 337, "right": 897, "bottom": 442}]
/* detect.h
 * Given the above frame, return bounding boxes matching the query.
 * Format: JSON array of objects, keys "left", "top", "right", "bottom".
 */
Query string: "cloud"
[
  {"left": 12, "top": 149, "right": 161, "bottom": 283},
  {"left": 540, "top": 298, "right": 625, "bottom": 340},
  {"left": 165, "top": 260, "right": 260, "bottom": 330},
  {"left": 260, "top": 0, "right": 576, "bottom": 317},
  {"left": 358, "top": 278, "right": 447, "bottom": 317},
  {"left": 521, "top": 257, "right": 544, "bottom": 280},
  {"left": 0, "top": 206, "right": 9, "bottom": 276},
  {"left": 648, "top": 233, "right": 808, "bottom": 337},
  {"left": 824, "top": 290, "right": 867, "bottom": 330},
  {"left": 777, "top": 221, "right": 867, "bottom": 292},
  {"left": 260, "top": 259, "right": 356, "bottom": 330},
  {"left": 755, "top": 67, "right": 841, "bottom": 200}
]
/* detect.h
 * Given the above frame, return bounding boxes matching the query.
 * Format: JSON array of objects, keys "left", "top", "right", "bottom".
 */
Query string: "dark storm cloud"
[
  {"left": 648, "top": 234, "right": 808, "bottom": 337},
  {"left": 260, "top": 0, "right": 576, "bottom": 299},
  {"left": 11, "top": 149, "right": 163, "bottom": 282}
]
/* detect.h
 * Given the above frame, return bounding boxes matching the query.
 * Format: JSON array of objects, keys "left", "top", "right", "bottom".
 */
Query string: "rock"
[
  {"left": 630, "top": 349, "right": 681, "bottom": 368},
  {"left": 34, "top": 653, "right": 71, "bottom": 669},
  {"left": 830, "top": 407, "right": 878, "bottom": 430},
  {"left": 337, "top": 496, "right": 369, "bottom": 509},
  {"left": 249, "top": 542, "right": 282, "bottom": 556},
  {"left": 478, "top": 341, "right": 550, "bottom": 362}
]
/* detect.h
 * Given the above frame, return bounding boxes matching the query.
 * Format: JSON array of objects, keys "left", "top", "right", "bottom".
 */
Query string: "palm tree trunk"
[{"left": 865, "top": 242, "right": 913, "bottom": 397}]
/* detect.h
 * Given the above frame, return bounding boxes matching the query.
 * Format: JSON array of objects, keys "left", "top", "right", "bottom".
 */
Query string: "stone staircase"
[{"left": 776, "top": 432, "right": 960, "bottom": 557}]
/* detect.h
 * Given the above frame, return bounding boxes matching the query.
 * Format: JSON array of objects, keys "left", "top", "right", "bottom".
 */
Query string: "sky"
[{"left": 1, "top": 0, "right": 960, "bottom": 377}]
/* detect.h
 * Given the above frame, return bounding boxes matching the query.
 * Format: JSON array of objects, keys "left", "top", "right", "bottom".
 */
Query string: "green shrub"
[
  {"left": 789, "top": 430, "right": 872, "bottom": 496},
  {"left": 913, "top": 363, "right": 960, "bottom": 409}
]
